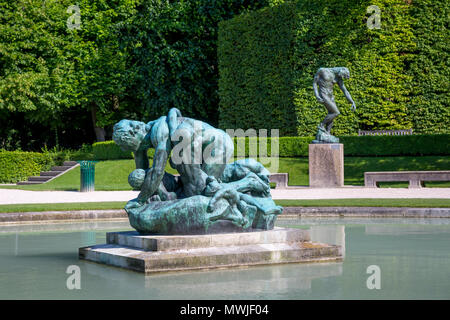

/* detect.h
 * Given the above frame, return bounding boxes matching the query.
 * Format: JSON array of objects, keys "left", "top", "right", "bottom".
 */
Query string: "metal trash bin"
[{"left": 78, "top": 161, "right": 97, "bottom": 192}]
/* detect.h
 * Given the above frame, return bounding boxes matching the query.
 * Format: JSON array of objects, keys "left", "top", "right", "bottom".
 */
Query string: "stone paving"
[{"left": 0, "top": 186, "right": 448, "bottom": 205}]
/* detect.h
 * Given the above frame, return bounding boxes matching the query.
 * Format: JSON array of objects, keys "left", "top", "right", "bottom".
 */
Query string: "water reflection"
[
  {"left": 310, "top": 225, "right": 346, "bottom": 257},
  {"left": 1, "top": 218, "right": 449, "bottom": 299},
  {"left": 0, "top": 220, "right": 131, "bottom": 234},
  {"left": 277, "top": 217, "right": 450, "bottom": 226},
  {"left": 83, "top": 260, "right": 343, "bottom": 299},
  {"left": 365, "top": 224, "right": 450, "bottom": 236}
]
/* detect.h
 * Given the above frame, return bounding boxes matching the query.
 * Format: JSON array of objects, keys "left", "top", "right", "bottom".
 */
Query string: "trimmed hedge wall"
[
  {"left": 218, "top": 2, "right": 298, "bottom": 135},
  {"left": 233, "top": 134, "right": 450, "bottom": 157},
  {"left": 218, "top": 0, "right": 449, "bottom": 136},
  {"left": 92, "top": 134, "right": 449, "bottom": 160},
  {"left": 0, "top": 151, "right": 53, "bottom": 183},
  {"left": 340, "top": 134, "right": 450, "bottom": 157}
]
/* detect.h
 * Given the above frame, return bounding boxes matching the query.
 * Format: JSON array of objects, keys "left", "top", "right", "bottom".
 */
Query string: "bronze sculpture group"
[
  {"left": 113, "top": 108, "right": 282, "bottom": 234},
  {"left": 113, "top": 66, "right": 355, "bottom": 234}
]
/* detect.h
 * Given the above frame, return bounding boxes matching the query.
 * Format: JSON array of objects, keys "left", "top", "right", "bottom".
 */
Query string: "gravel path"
[{"left": 0, "top": 187, "right": 448, "bottom": 205}]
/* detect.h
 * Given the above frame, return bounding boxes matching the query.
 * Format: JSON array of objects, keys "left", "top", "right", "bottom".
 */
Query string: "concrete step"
[
  {"left": 107, "top": 228, "right": 310, "bottom": 251},
  {"left": 16, "top": 181, "right": 44, "bottom": 185},
  {"left": 16, "top": 161, "right": 78, "bottom": 186},
  {"left": 40, "top": 171, "right": 61, "bottom": 177},
  {"left": 80, "top": 240, "right": 342, "bottom": 274},
  {"left": 63, "top": 161, "right": 79, "bottom": 166},
  {"left": 28, "top": 176, "right": 52, "bottom": 182},
  {"left": 50, "top": 165, "right": 73, "bottom": 171}
]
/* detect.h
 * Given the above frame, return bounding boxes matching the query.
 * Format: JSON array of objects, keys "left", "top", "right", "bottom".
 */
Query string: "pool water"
[{"left": 0, "top": 218, "right": 449, "bottom": 299}]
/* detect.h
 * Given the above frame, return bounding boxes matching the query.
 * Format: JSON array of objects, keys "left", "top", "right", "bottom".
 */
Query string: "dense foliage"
[
  {"left": 1, "top": 0, "right": 447, "bottom": 151},
  {"left": 218, "top": 0, "right": 449, "bottom": 136},
  {"left": 120, "top": 0, "right": 274, "bottom": 125},
  {"left": 92, "top": 140, "right": 133, "bottom": 160},
  {"left": 0, "top": 150, "right": 53, "bottom": 183},
  {"left": 0, "top": 0, "right": 272, "bottom": 150}
]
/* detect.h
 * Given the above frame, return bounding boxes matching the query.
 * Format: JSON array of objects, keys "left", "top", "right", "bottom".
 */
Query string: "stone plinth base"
[
  {"left": 309, "top": 144, "right": 344, "bottom": 188},
  {"left": 79, "top": 228, "right": 342, "bottom": 274}
]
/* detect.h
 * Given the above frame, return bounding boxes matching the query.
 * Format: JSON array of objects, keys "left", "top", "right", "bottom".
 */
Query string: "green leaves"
[
  {"left": 0, "top": 0, "right": 71, "bottom": 119},
  {"left": 120, "top": 0, "right": 271, "bottom": 125},
  {"left": 0, "top": 150, "right": 54, "bottom": 183}
]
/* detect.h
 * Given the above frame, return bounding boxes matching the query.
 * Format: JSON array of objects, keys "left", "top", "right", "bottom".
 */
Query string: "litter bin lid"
[{"left": 77, "top": 160, "right": 98, "bottom": 168}]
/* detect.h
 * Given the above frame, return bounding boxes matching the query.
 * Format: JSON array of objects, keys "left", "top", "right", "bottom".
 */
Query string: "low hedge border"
[
  {"left": 0, "top": 151, "right": 54, "bottom": 183},
  {"left": 92, "top": 134, "right": 449, "bottom": 159},
  {"left": 234, "top": 134, "right": 450, "bottom": 157},
  {"left": 1, "top": 133, "right": 447, "bottom": 183}
]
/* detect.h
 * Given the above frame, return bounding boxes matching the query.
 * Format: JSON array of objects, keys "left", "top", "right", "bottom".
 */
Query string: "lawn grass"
[
  {"left": 0, "top": 198, "right": 449, "bottom": 213},
  {"left": 0, "top": 155, "right": 448, "bottom": 191},
  {"left": 0, "top": 202, "right": 128, "bottom": 213},
  {"left": 275, "top": 198, "right": 450, "bottom": 208},
  {"left": 0, "top": 159, "right": 179, "bottom": 191}
]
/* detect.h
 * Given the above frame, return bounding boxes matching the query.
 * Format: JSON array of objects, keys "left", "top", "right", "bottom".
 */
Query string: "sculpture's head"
[
  {"left": 128, "top": 169, "right": 147, "bottom": 190},
  {"left": 335, "top": 67, "right": 350, "bottom": 79},
  {"left": 113, "top": 119, "right": 151, "bottom": 152}
]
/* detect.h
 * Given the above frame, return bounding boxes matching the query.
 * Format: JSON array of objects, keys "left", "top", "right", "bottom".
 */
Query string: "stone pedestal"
[
  {"left": 309, "top": 143, "right": 344, "bottom": 187},
  {"left": 79, "top": 228, "right": 343, "bottom": 274}
]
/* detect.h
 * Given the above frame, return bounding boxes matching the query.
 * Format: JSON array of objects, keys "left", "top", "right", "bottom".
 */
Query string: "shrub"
[
  {"left": 92, "top": 141, "right": 155, "bottom": 160},
  {"left": 92, "top": 141, "right": 133, "bottom": 160},
  {"left": 69, "top": 144, "right": 95, "bottom": 161},
  {"left": 0, "top": 150, "right": 54, "bottom": 183}
]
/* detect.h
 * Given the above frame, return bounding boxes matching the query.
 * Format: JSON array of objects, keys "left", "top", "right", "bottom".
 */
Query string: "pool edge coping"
[{"left": 0, "top": 206, "right": 449, "bottom": 224}]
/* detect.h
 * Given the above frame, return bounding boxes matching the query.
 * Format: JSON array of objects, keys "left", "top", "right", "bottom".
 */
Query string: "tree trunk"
[{"left": 90, "top": 105, "right": 106, "bottom": 142}]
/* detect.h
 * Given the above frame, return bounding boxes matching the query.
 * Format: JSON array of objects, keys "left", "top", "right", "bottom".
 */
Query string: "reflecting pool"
[{"left": 0, "top": 218, "right": 449, "bottom": 299}]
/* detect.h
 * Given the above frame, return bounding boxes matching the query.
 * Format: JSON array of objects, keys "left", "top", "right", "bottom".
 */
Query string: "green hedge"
[
  {"left": 233, "top": 134, "right": 450, "bottom": 157},
  {"left": 93, "top": 134, "right": 449, "bottom": 160},
  {"left": 0, "top": 151, "right": 53, "bottom": 183},
  {"left": 92, "top": 141, "right": 155, "bottom": 160},
  {"left": 92, "top": 141, "right": 133, "bottom": 160},
  {"left": 218, "top": 0, "right": 449, "bottom": 136},
  {"left": 340, "top": 134, "right": 450, "bottom": 156}
]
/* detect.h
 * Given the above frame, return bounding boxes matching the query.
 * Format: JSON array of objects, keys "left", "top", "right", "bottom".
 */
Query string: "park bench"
[
  {"left": 358, "top": 129, "right": 413, "bottom": 136},
  {"left": 364, "top": 171, "right": 450, "bottom": 188},
  {"left": 269, "top": 173, "right": 289, "bottom": 189}
]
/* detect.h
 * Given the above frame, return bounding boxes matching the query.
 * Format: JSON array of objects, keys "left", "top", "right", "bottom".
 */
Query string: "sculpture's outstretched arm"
[
  {"left": 313, "top": 73, "right": 324, "bottom": 103},
  {"left": 338, "top": 79, "right": 356, "bottom": 111},
  {"left": 167, "top": 108, "right": 182, "bottom": 137},
  {"left": 137, "top": 123, "right": 171, "bottom": 204}
]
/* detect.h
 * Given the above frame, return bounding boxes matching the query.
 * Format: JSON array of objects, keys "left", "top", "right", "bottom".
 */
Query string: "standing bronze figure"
[{"left": 313, "top": 67, "right": 356, "bottom": 143}]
